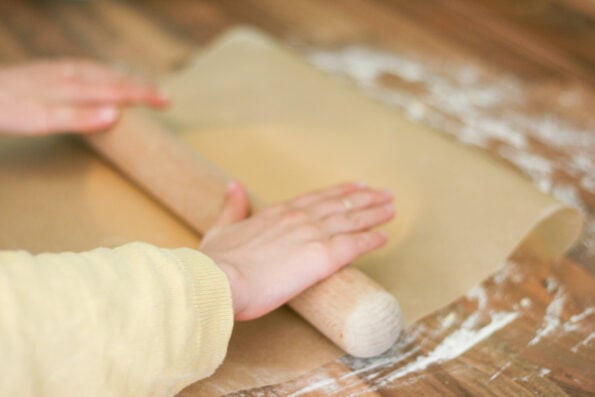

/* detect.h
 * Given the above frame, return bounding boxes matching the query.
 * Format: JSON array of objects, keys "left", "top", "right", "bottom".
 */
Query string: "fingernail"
[
  {"left": 384, "top": 204, "right": 395, "bottom": 213},
  {"left": 381, "top": 189, "right": 394, "bottom": 198},
  {"left": 97, "top": 107, "right": 118, "bottom": 122},
  {"left": 355, "top": 181, "right": 368, "bottom": 188}
]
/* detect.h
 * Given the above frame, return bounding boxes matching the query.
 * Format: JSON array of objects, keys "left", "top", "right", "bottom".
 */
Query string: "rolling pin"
[{"left": 85, "top": 111, "right": 402, "bottom": 358}]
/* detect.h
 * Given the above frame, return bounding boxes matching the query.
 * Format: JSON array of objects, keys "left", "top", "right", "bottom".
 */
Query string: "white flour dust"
[
  {"left": 545, "top": 277, "right": 559, "bottom": 293},
  {"left": 376, "top": 311, "right": 518, "bottom": 385},
  {"left": 492, "top": 261, "right": 525, "bottom": 285},
  {"left": 288, "top": 310, "right": 518, "bottom": 396},
  {"left": 466, "top": 285, "right": 488, "bottom": 311},
  {"left": 440, "top": 311, "right": 458, "bottom": 330},
  {"left": 571, "top": 332, "right": 595, "bottom": 353},
  {"left": 351, "top": 285, "right": 516, "bottom": 391},
  {"left": 563, "top": 306, "right": 595, "bottom": 337},
  {"left": 566, "top": 307, "right": 595, "bottom": 329},
  {"left": 282, "top": 272, "right": 592, "bottom": 395},
  {"left": 285, "top": 372, "right": 339, "bottom": 397},
  {"left": 527, "top": 282, "right": 594, "bottom": 347},
  {"left": 528, "top": 287, "right": 567, "bottom": 346},
  {"left": 512, "top": 366, "right": 552, "bottom": 383}
]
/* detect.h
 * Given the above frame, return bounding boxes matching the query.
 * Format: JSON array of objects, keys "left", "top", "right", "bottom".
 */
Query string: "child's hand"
[
  {"left": 0, "top": 59, "right": 168, "bottom": 136},
  {"left": 200, "top": 182, "right": 395, "bottom": 321}
]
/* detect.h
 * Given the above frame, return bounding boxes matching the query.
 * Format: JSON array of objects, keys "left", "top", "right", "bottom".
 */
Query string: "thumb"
[{"left": 213, "top": 181, "right": 250, "bottom": 228}]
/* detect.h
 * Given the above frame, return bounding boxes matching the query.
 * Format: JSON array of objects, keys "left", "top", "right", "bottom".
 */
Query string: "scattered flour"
[
  {"left": 568, "top": 307, "right": 595, "bottom": 324},
  {"left": 489, "top": 361, "right": 512, "bottom": 382},
  {"left": 288, "top": 305, "right": 519, "bottom": 394},
  {"left": 340, "top": 325, "right": 424, "bottom": 379},
  {"left": 545, "top": 277, "right": 559, "bottom": 294},
  {"left": 520, "top": 297, "right": 532, "bottom": 309},
  {"left": 498, "top": 148, "right": 554, "bottom": 194},
  {"left": 376, "top": 311, "right": 519, "bottom": 385},
  {"left": 513, "top": 297, "right": 533, "bottom": 311},
  {"left": 539, "top": 367, "right": 552, "bottom": 377},
  {"left": 513, "top": 366, "right": 551, "bottom": 382},
  {"left": 563, "top": 307, "right": 595, "bottom": 332},
  {"left": 493, "top": 261, "right": 525, "bottom": 285},
  {"left": 466, "top": 285, "right": 488, "bottom": 311},
  {"left": 528, "top": 287, "right": 566, "bottom": 346},
  {"left": 440, "top": 312, "right": 458, "bottom": 330},
  {"left": 284, "top": 281, "right": 587, "bottom": 395},
  {"left": 571, "top": 332, "right": 595, "bottom": 353},
  {"left": 286, "top": 372, "right": 339, "bottom": 397}
]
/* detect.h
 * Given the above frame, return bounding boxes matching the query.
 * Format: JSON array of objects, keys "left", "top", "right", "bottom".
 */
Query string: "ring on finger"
[{"left": 341, "top": 197, "right": 353, "bottom": 210}]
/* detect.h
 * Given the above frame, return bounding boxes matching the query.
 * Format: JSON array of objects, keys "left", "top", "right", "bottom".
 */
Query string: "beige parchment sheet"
[{"left": 0, "top": 28, "right": 583, "bottom": 395}]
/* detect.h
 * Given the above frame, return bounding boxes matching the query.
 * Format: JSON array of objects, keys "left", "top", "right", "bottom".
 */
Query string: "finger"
[
  {"left": 323, "top": 204, "right": 395, "bottom": 234},
  {"left": 50, "top": 80, "right": 168, "bottom": 108},
  {"left": 288, "top": 182, "right": 366, "bottom": 208},
  {"left": 57, "top": 59, "right": 129, "bottom": 84},
  {"left": 28, "top": 104, "right": 120, "bottom": 135},
  {"left": 212, "top": 181, "right": 250, "bottom": 229},
  {"left": 329, "top": 231, "right": 388, "bottom": 268},
  {"left": 85, "top": 82, "right": 168, "bottom": 107},
  {"left": 48, "top": 60, "right": 168, "bottom": 107},
  {"left": 309, "top": 189, "right": 393, "bottom": 218}
]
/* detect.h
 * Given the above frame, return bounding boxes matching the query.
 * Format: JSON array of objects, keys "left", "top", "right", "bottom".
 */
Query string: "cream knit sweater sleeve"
[{"left": 0, "top": 242, "right": 233, "bottom": 397}]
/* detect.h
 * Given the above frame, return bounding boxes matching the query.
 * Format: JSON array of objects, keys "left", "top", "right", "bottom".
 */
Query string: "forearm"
[{"left": 0, "top": 242, "right": 233, "bottom": 397}]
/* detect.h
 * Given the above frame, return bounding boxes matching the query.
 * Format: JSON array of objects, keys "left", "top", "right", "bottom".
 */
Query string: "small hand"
[
  {"left": 200, "top": 182, "right": 395, "bottom": 321},
  {"left": 0, "top": 59, "right": 168, "bottom": 136}
]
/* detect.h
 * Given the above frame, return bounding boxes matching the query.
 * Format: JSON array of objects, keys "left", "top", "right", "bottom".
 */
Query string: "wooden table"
[{"left": 0, "top": 1, "right": 593, "bottom": 395}]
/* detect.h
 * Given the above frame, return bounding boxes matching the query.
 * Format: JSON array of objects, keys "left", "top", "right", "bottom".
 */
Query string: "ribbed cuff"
[{"left": 169, "top": 248, "right": 234, "bottom": 379}]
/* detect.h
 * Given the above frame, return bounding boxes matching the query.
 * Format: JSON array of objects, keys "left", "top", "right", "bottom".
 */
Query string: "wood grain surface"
[
  {"left": 0, "top": 1, "right": 593, "bottom": 395},
  {"left": 229, "top": 253, "right": 594, "bottom": 396}
]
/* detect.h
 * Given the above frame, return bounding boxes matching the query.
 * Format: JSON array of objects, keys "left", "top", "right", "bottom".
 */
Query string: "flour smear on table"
[{"left": 282, "top": 265, "right": 593, "bottom": 395}]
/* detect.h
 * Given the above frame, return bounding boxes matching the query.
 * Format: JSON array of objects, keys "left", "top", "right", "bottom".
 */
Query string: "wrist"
[{"left": 217, "top": 262, "right": 247, "bottom": 319}]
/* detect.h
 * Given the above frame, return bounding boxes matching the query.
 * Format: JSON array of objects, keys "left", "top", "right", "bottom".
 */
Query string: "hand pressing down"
[
  {"left": 200, "top": 182, "right": 395, "bottom": 321},
  {"left": 0, "top": 59, "right": 168, "bottom": 136}
]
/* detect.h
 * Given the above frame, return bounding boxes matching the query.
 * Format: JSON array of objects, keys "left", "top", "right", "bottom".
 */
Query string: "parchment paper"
[
  {"left": 161, "top": 29, "right": 583, "bottom": 395},
  {"left": 0, "top": 28, "right": 583, "bottom": 395}
]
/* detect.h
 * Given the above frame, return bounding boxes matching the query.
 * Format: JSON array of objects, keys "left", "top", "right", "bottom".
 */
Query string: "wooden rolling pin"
[{"left": 85, "top": 111, "right": 402, "bottom": 358}]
